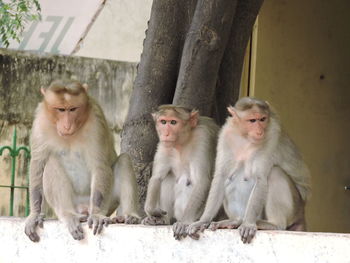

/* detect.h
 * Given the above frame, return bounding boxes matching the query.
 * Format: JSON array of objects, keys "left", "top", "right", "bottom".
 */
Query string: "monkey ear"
[
  {"left": 151, "top": 113, "right": 157, "bottom": 122},
  {"left": 227, "top": 106, "right": 237, "bottom": 117},
  {"left": 82, "top": 83, "right": 89, "bottom": 91},
  {"left": 189, "top": 110, "right": 199, "bottom": 128},
  {"left": 40, "top": 87, "right": 46, "bottom": 96}
]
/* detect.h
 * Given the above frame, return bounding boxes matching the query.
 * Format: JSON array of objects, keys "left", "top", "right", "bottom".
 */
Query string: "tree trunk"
[{"left": 121, "top": 0, "right": 264, "bottom": 210}]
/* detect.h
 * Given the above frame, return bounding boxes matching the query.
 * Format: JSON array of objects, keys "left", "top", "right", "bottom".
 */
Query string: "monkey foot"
[
  {"left": 209, "top": 219, "right": 242, "bottom": 231},
  {"left": 111, "top": 215, "right": 140, "bottom": 224},
  {"left": 141, "top": 215, "right": 168, "bottom": 225}
]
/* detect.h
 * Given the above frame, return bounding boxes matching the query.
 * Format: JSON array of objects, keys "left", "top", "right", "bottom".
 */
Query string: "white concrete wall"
[
  {"left": 2, "top": 217, "right": 350, "bottom": 263},
  {"left": 75, "top": 0, "right": 153, "bottom": 62}
]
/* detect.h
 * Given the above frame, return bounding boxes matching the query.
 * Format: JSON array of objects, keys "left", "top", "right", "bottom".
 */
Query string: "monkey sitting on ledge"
[
  {"left": 187, "top": 97, "right": 311, "bottom": 243},
  {"left": 25, "top": 79, "right": 140, "bottom": 242},
  {"left": 142, "top": 105, "right": 220, "bottom": 240}
]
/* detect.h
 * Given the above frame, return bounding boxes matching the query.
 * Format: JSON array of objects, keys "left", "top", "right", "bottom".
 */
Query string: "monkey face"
[
  {"left": 155, "top": 115, "right": 189, "bottom": 145},
  {"left": 240, "top": 111, "right": 268, "bottom": 144},
  {"left": 44, "top": 90, "right": 89, "bottom": 137},
  {"left": 53, "top": 105, "right": 88, "bottom": 137}
]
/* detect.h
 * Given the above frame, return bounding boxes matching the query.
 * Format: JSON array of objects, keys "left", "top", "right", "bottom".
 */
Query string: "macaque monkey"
[
  {"left": 25, "top": 80, "right": 140, "bottom": 242},
  {"left": 188, "top": 97, "right": 311, "bottom": 243},
  {"left": 142, "top": 105, "right": 219, "bottom": 240}
]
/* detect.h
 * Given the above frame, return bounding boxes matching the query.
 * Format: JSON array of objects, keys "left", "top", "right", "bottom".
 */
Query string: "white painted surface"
[
  {"left": 75, "top": 0, "right": 153, "bottom": 62},
  {"left": 1, "top": 217, "right": 350, "bottom": 263}
]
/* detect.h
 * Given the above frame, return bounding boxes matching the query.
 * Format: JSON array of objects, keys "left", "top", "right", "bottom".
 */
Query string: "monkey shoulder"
[{"left": 196, "top": 117, "right": 220, "bottom": 139}]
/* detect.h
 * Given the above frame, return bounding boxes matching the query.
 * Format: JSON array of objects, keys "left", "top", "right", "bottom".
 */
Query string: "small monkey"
[
  {"left": 188, "top": 97, "right": 311, "bottom": 243},
  {"left": 142, "top": 105, "right": 219, "bottom": 240},
  {"left": 25, "top": 80, "right": 140, "bottom": 242}
]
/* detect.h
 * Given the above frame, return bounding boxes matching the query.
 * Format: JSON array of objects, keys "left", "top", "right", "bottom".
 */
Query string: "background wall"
[
  {"left": 75, "top": 0, "right": 153, "bottom": 62},
  {"left": 253, "top": 0, "right": 350, "bottom": 232}
]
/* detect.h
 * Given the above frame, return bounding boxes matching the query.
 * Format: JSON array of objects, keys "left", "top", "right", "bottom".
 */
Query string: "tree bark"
[{"left": 121, "top": 0, "right": 264, "bottom": 208}]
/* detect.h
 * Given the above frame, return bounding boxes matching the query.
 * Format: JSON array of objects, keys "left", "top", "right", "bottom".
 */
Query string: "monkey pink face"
[
  {"left": 239, "top": 111, "right": 268, "bottom": 144},
  {"left": 45, "top": 91, "right": 89, "bottom": 137},
  {"left": 155, "top": 115, "right": 188, "bottom": 146}
]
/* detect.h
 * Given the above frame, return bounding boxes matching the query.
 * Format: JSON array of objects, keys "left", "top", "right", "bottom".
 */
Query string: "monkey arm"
[
  {"left": 144, "top": 160, "right": 170, "bottom": 217},
  {"left": 242, "top": 174, "right": 268, "bottom": 224},
  {"left": 199, "top": 171, "right": 226, "bottom": 222},
  {"left": 239, "top": 163, "right": 270, "bottom": 244},
  {"left": 180, "top": 166, "right": 212, "bottom": 223},
  {"left": 25, "top": 148, "right": 48, "bottom": 242}
]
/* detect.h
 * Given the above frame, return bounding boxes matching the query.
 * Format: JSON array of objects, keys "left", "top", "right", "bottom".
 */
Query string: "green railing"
[{"left": 0, "top": 127, "right": 31, "bottom": 216}]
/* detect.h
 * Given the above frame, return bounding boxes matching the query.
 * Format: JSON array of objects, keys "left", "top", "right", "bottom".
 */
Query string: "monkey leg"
[
  {"left": 42, "top": 156, "right": 86, "bottom": 240},
  {"left": 111, "top": 153, "right": 140, "bottom": 224},
  {"left": 265, "top": 166, "right": 304, "bottom": 231}
]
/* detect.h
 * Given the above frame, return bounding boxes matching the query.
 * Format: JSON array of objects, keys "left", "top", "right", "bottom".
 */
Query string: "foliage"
[{"left": 0, "top": 0, "right": 41, "bottom": 47}]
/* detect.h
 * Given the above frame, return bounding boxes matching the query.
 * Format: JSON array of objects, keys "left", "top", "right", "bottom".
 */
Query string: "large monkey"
[
  {"left": 142, "top": 105, "right": 219, "bottom": 239},
  {"left": 25, "top": 80, "right": 140, "bottom": 242},
  {"left": 188, "top": 97, "right": 311, "bottom": 243}
]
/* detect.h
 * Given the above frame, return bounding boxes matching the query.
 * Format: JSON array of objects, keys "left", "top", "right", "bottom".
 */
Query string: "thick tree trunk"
[
  {"left": 121, "top": 0, "right": 264, "bottom": 209},
  {"left": 173, "top": 0, "right": 238, "bottom": 115},
  {"left": 215, "top": 0, "right": 264, "bottom": 124}
]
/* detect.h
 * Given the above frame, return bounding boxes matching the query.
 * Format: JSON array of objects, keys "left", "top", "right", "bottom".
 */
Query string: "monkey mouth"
[{"left": 58, "top": 130, "right": 75, "bottom": 137}]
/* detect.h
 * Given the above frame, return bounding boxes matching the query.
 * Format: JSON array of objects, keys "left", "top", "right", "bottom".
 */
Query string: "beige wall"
[
  {"left": 253, "top": 0, "right": 350, "bottom": 232},
  {"left": 75, "top": 0, "right": 152, "bottom": 62}
]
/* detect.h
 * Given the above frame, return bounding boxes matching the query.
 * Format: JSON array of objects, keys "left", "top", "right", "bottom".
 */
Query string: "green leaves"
[{"left": 0, "top": 0, "right": 41, "bottom": 47}]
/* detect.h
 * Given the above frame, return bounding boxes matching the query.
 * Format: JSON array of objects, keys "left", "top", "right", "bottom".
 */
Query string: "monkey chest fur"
[
  {"left": 58, "top": 150, "right": 91, "bottom": 195},
  {"left": 224, "top": 163, "right": 256, "bottom": 219}
]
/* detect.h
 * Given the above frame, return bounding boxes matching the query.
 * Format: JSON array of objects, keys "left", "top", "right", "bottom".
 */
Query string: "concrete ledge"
[{"left": 1, "top": 217, "right": 350, "bottom": 263}]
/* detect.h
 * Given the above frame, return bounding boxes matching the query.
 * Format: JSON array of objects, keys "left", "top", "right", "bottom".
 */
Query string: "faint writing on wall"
[
  {"left": 1, "top": 16, "right": 74, "bottom": 54},
  {"left": 1, "top": 0, "right": 104, "bottom": 55}
]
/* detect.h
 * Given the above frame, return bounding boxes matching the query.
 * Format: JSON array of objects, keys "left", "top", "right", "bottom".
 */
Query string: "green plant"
[{"left": 0, "top": 0, "right": 41, "bottom": 47}]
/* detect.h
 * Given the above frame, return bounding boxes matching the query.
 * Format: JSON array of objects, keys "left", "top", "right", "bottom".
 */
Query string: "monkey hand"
[
  {"left": 88, "top": 214, "right": 111, "bottom": 235},
  {"left": 172, "top": 222, "right": 189, "bottom": 240},
  {"left": 238, "top": 222, "right": 257, "bottom": 244},
  {"left": 24, "top": 213, "right": 44, "bottom": 242},
  {"left": 187, "top": 221, "right": 210, "bottom": 240}
]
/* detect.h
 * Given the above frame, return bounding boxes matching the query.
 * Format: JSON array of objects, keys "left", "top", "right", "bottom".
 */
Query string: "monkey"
[
  {"left": 187, "top": 97, "right": 311, "bottom": 243},
  {"left": 142, "top": 105, "right": 219, "bottom": 240},
  {"left": 24, "top": 79, "right": 140, "bottom": 242}
]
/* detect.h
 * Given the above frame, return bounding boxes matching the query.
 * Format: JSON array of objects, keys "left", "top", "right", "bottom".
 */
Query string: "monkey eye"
[
  {"left": 160, "top": 120, "right": 167, "bottom": 125},
  {"left": 170, "top": 120, "right": 177, "bottom": 125},
  {"left": 57, "top": 108, "right": 66, "bottom": 112},
  {"left": 70, "top": 107, "right": 78, "bottom": 112},
  {"left": 260, "top": 117, "right": 267, "bottom": 122},
  {"left": 248, "top": 119, "right": 256, "bottom": 123}
]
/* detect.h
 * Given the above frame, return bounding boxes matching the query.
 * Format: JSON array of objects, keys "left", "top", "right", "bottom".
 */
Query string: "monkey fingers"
[
  {"left": 238, "top": 223, "right": 257, "bottom": 244},
  {"left": 88, "top": 214, "right": 111, "bottom": 235},
  {"left": 24, "top": 214, "right": 45, "bottom": 242},
  {"left": 172, "top": 222, "right": 188, "bottom": 240},
  {"left": 67, "top": 216, "right": 85, "bottom": 240},
  {"left": 187, "top": 221, "right": 209, "bottom": 240}
]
